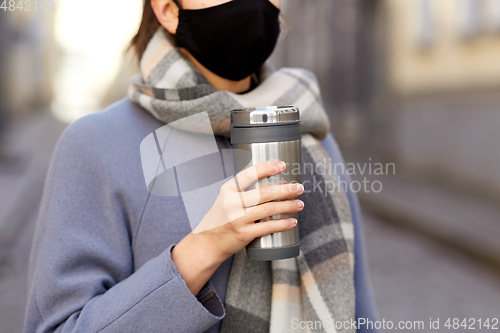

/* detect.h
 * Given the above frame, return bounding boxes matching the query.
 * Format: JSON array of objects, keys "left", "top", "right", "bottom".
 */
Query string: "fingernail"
[
  {"left": 291, "top": 218, "right": 298, "bottom": 225},
  {"left": 277, "top": 162, "right": 286, "bottom": 170},
  {"left": 295, "top": 184, "right": 304, "bottom": 192},
  {"left": 297, "top": 201, "right": 304, "bottom": 208}
]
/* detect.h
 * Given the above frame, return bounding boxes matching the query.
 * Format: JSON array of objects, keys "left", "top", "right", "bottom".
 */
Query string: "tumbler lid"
[{"left": 230, "top": 106, "right": 300, "bottom": 127}]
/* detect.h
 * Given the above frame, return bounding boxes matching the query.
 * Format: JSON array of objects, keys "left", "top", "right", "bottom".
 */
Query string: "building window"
[
  {"left": 416, "top": 0, "right": 435, "bottom": 48},
  {"left": 484, "top": 0, "right": 500, "bottom": 33},
  {"left": 458, "top": 0, "right": 481, "bottom": 39}
]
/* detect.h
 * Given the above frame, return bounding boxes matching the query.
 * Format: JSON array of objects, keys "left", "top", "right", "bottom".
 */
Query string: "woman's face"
[
  {"left": 179, "top": 0, "right": 280, "bottom": 10},
  {"left": 152, "top": 0, "right": 282, "bottom": 84}
]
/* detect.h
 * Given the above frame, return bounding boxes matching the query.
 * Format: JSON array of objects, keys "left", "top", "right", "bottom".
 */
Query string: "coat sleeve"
[
  {"left": 23, "top": 117, "right": 225, "bottom": 333},
  {"left": 320, "top": 133, "right": 379, "bottom": 333}
]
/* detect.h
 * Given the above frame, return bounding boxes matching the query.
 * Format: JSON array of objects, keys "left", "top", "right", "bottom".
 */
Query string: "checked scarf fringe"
[{"left": 128, "top": 28, "right": 356, "bottom": 333}]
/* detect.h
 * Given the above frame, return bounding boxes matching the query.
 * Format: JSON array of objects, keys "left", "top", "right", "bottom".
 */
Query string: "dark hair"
[{"left": 128, "top": 0, "right": 162, "bottom": 61}]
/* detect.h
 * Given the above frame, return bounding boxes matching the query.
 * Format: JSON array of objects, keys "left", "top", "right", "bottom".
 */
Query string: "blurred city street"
[
  {"left": 364, "top": 213, "right": 500, "bottom": 331},
  {"left": 2, "top": 0, "right": 500, "bottom": 332},
  {"left": 0, "top": 110, "right": 66, "bottom": 333},
  {"left": 1, "top": 112, "right": 499, "bottom": 332}
]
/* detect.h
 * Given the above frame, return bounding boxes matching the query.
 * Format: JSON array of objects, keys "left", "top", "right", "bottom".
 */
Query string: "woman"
[{"left": 24, "top": 0, "right": 378, "bottom": 332}]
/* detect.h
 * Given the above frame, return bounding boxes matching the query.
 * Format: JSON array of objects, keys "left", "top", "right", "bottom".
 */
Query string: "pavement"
[
  {"left": 363, "top": 213, "right": 500, "bottom": 332},
  {"left": 0, "top": 111, "right": 499, "bottom": 333},
  {"left": 358, "top": 173, "right": 500, "bottom": 271},
  {"left": 357, "top": 172, "right": 500, "bottom": 331}
]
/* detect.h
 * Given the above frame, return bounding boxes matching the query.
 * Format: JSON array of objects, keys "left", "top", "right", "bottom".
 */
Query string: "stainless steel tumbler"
[{"left": 230, "top": 106, "right": 301, "bottom": 261}]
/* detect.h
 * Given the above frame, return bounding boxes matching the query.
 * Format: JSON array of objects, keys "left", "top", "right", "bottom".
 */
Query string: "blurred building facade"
[
  {"left": 273, "top": 0, "right": 500, "bottom": 201},
  {"left": 0, "top": 11, "right": 55, "bottom": 119},
  {"left": 380, "top": 0, "right": 500, "bottom": 200}
]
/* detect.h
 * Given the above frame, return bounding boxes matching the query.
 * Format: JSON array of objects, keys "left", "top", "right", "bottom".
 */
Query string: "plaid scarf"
[{"left": 129, "top": 28, "right": 356, "bottom": 333}]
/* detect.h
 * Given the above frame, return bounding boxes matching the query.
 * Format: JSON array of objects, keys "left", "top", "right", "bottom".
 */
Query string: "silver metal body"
[{"left": 234, "top": 141, "right": 301, "bottom": 249}]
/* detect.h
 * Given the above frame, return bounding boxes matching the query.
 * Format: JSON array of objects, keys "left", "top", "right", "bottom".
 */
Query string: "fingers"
[
  {"left": 243, "top": 218, "right": 298, "bottom": 240},
  {"left": 245, "top": 199, "right": 304, "bottom": 222},
  {"left": 241, "top": 183, "right": 304, "bottom": 207},
  {"left": 225, "top": 161, "right": 286, "bottom": 191}
]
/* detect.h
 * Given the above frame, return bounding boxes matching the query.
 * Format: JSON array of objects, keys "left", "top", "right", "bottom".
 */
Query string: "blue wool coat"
[{"left": 24, "top": 98, "right": 378, "bottom": 333}]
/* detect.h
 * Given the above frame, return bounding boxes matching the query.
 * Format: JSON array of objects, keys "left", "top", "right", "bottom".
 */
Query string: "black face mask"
[{"left": 171, "top": 0, "right": 281, "bottom": 81}]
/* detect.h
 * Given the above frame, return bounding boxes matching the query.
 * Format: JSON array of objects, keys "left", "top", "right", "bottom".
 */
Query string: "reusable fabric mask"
[{"left": 171, "top": 0, "right": 281, "bottom": 81}]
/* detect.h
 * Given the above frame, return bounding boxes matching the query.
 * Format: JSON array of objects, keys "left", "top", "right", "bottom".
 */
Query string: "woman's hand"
[{"left": 171, "top": 160, "right": 304, "bottom": 295}]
